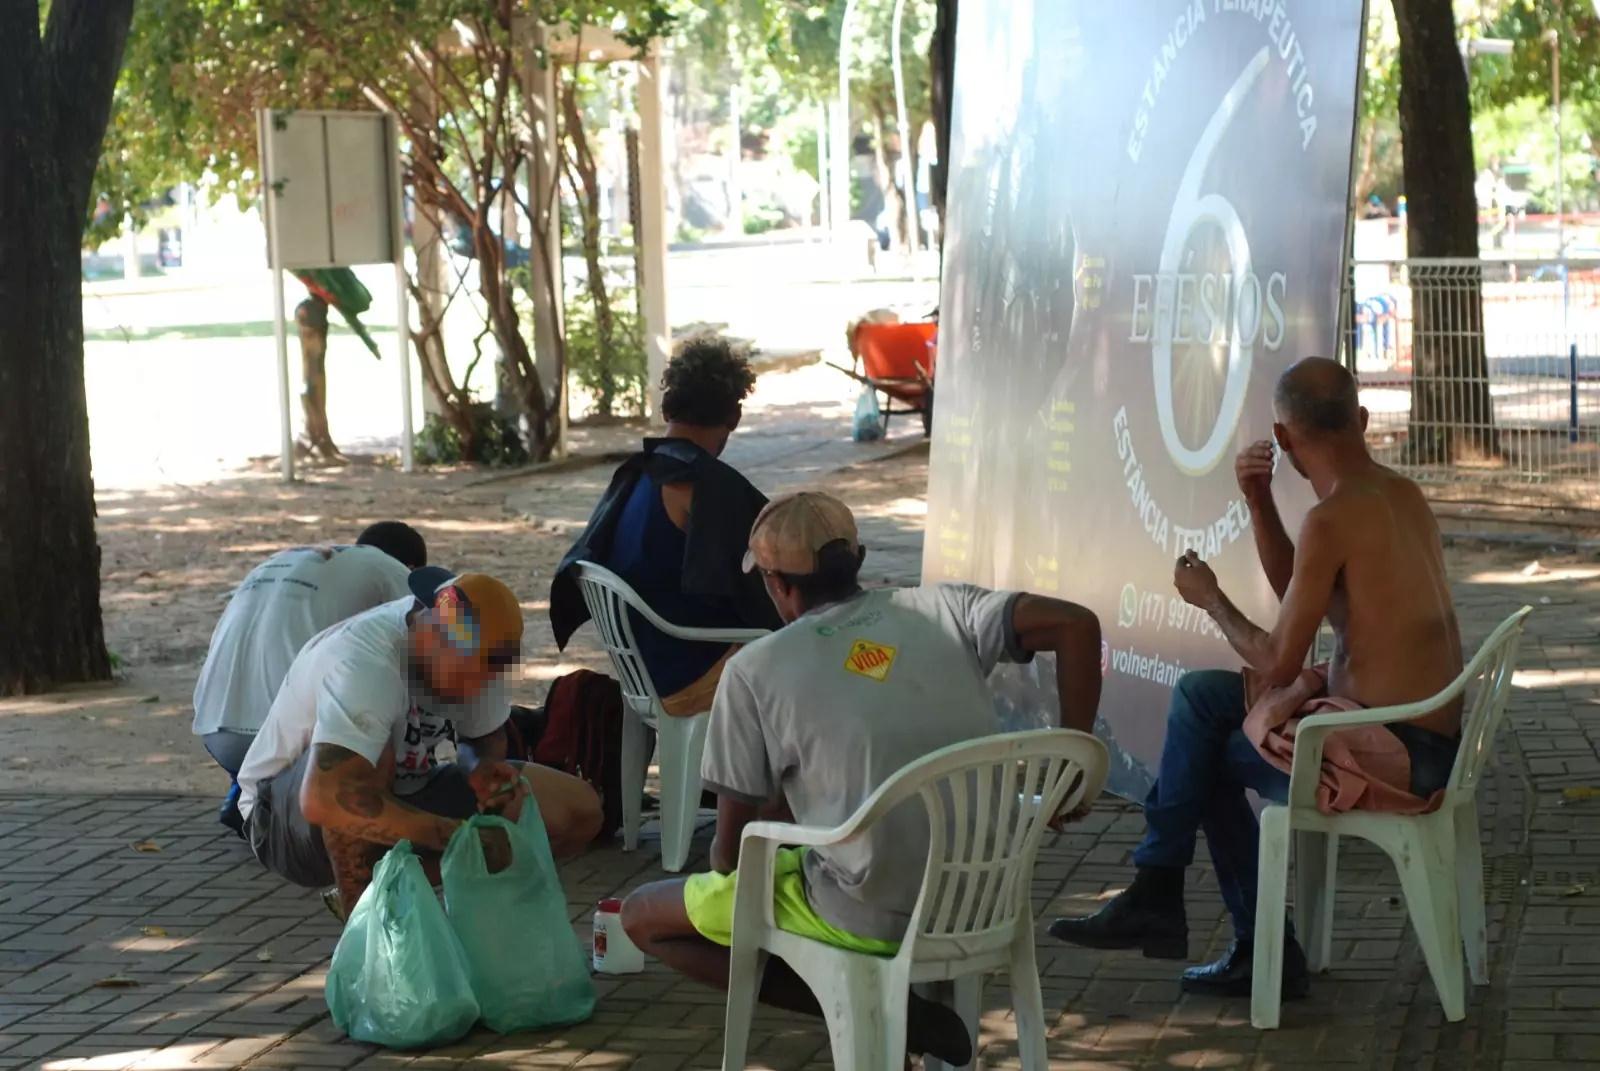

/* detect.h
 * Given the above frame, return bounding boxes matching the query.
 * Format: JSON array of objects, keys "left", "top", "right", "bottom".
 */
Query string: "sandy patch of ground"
[{"left": 2, "top": 425, "right": 931, "bottom": 797}]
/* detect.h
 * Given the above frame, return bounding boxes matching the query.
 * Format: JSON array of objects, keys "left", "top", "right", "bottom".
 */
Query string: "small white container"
[{"left": 592, "top": 897, "right": 644, "bottom": 974}]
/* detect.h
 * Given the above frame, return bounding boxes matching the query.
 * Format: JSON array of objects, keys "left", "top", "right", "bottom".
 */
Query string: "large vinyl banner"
[{"left": 925, "top": 0, "right": 1364, "bottom": 798}]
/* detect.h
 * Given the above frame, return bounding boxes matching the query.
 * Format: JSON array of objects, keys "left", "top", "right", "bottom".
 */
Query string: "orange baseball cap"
[{"left": 410, "top": 569, "right": 524, "bottom": 666}]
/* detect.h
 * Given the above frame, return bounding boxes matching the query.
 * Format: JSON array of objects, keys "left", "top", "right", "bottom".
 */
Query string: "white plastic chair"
[
  {"left": 573, "top": 561, "right": 769, "bottom": 872},
  {"left": 1252, "top": 606, "right": 1531, "bottom": 1029},
  {"left": 721, "top": 728, "right": 1109, "bottom": 1071}
]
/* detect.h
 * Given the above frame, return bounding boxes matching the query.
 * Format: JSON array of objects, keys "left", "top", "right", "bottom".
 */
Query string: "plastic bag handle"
[{"left": 446, "top": 777, "right": 539, "bottom": 878}]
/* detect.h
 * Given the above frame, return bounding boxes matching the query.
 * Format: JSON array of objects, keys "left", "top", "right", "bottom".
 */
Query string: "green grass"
[{"left": 85, "top": 321, "right": 397, "bottom": 344}]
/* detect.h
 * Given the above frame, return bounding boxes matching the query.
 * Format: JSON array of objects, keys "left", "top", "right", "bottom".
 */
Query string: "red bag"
[{"left": 525, "top": 670, "right": 648, "bottom": 841}]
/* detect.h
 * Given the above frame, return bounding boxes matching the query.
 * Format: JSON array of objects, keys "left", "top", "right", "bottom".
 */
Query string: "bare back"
[{"left": 1320, "top": 466, "right": 1462, "bottom": 733}]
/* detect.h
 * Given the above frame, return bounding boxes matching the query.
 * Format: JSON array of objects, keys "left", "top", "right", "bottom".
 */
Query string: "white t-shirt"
[
  {"left": 701, "top": 583, "right": 1029, "bottom": 941},
  {"left": 235, "top": 598, "right": 510, "bottom": 820},
  {"left": 192, "top": 545, "right": 411, "bottom": 737}
]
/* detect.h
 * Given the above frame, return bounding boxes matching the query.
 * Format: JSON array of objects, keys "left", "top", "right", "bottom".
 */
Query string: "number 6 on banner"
[{"left": 1151, "top": 46, "right": 1270, "bottom": 477}]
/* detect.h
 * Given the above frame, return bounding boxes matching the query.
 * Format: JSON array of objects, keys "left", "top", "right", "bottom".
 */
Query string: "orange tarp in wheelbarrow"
[{"left": 836, "top": 321, "right": 938, "bottom": 436}]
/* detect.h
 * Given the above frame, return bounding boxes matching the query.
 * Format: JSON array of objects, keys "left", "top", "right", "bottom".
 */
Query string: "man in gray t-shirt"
[{"left": 619, "top": 492, "right": 1103, "bottom": 1067}]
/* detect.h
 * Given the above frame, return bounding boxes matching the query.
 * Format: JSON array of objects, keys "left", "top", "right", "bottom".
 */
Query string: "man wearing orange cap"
[
  {"left": 619, "top": 492, "right": 1103, "bottom": 1067},
  {"left": 236, "top": 568, "right": 603, "bottom": 912}
]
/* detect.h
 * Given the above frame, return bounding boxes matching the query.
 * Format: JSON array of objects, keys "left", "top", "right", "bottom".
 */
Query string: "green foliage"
[
  {"left": 565, "top": 288, "right": 647, "bottom": 417},
  {"left": 1467, "top": 1, "right": 1600, "bottom": 118},
  {"left": 415, "top": 406, "right": 529, "bottom": 467},
  {"left": 94, "top": 0, "right": 679, "bottom": 239},
  {"left": 742, "top": 199, "right": 786, "bottom": 234},
  {"left": 1475, "top": 96, "right": 1600, "bottom": 211},
  {"left": 675, "top": 0, "right": 936, "bottom": 140}
]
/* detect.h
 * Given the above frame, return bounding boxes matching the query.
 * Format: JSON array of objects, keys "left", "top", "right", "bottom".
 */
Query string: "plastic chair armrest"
[
  {"left": 729, "top": 835, "right": 784, "bottom": 933},
  {"left": 739, "top": 819, "right": 855, "bottom": 850},
  {"left": 656, "top": 625, "right": 771, "bottom": 644}
]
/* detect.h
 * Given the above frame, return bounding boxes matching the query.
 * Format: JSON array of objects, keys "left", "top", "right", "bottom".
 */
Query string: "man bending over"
[
  {"left": 1051, "top": 358, "right": 1462, "bottom": 999},
  {"left": 193, "top": 522, "right": 428, "bottom": 834},
  {"left": 621, "top": 492, "right": 1102, "bottom": 1066},
  {"left": 236, "top": 570, "right": 602, "bottom": 912}
]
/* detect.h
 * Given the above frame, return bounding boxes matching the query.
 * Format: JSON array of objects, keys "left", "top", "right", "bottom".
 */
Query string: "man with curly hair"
[{"left": 551, "top": 335, "right": 783, "bottom": 714}]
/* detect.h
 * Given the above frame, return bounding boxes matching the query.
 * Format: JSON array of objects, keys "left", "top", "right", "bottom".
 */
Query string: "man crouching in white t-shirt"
[
  {"left": 619, "top": 492, "right": 1104, "bottom": 1068},
  {"left": 193, "top": 522, "right": 429, "bottom": 836},
  {"left": 235, "top": 569, "right": 603, "bottom": 913}
]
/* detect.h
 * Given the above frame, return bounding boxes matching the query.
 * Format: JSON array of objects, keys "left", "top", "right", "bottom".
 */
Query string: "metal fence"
[{"left": 1338, "top": 257, "right": 1600, "bottom": 489}]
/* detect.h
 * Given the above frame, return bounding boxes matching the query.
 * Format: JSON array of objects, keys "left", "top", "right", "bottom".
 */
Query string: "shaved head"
[{"left": 1274, "top": 357, "right": 1359, "bottom": 434}]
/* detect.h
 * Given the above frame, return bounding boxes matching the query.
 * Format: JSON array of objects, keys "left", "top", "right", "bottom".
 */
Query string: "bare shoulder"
[
  {"left": 1379, "top": 463, "right": 1432, "bottom": 507},
  {"left": 1298, "top": 493, "right": 1355, "bottom": 537}
]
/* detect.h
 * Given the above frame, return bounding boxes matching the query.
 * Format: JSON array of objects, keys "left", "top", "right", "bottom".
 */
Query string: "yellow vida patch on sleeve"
[{"left": 844, "top": 639, "right": 898, "bottom": 682}]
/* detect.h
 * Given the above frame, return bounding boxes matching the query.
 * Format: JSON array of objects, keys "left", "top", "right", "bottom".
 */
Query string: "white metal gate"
[{"left": 1338, "top": 256, "right": 1600, "bottom": 487}]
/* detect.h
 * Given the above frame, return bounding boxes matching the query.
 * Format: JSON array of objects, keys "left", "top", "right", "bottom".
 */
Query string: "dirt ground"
[{"left": 0, "top": 420, "right": 932, "bottom": 798}]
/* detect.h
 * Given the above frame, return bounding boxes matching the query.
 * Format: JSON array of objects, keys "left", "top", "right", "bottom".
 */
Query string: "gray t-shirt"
[{"left": 701, "top": 583, "right": 1031, "bottom": 942}]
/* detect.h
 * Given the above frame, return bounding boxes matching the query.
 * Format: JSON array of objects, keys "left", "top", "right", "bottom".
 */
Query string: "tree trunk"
[
  {"left": 409, "top": 68, "right": 449, "bottom": 421},
  {"left": 494, "top": 179, "right": 521, "bottom": 420},
  {"left": 1353, "top": 117, "right": 1379, "bottom": 204},
  {"left": 1393, "top": 0, "right": 1496, "bottom": 463},
  {"left": 927, "top": 0, "right": 958, "bottom": 241},
  {"left": 563, "top": 76, "right": 620, "bottom": 418},
  {"left": 294, "top": 296, "right": 341, "bottom": 462},
  {"left": 0, "top": 0, "right": 133, "bottom": 695}
]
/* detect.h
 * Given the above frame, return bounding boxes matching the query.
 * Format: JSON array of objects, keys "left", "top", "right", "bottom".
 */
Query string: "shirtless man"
[{"left": 1050, "top": 357, "right": 1462, "bottom": 998}]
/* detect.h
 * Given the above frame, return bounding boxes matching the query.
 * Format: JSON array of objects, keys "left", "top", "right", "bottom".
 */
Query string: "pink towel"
[{"left": 1243, "top": 666, "right": 1444, "bottom": 816}]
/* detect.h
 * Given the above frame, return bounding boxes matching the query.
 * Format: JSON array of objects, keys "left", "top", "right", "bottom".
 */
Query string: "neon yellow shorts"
[{"left": 682, "top": 847, "right": 900, "bottom": 956}]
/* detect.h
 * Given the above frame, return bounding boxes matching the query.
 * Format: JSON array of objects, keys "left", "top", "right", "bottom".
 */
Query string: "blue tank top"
[{"left": 607, "top": 475, "right": 739, "bottom": 696}]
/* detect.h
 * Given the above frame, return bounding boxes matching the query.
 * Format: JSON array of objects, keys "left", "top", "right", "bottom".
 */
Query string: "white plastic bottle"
[{"left": 592, "top": 897, "right": 645, "bottom": 974}]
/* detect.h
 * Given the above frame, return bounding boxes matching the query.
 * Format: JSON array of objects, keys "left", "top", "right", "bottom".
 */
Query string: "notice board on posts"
[
  {"left": 925, "top": 0, "right": 1365, "bottom": 798},
  {"left": 257, "top": 108, "right": 414, "bottom": 482}
]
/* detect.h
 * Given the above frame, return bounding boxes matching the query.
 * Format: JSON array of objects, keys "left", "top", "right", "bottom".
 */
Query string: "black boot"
[
  {"left": 1180, "top": 936, "right": 1310, "bottom": 999},
  {"left": 1048, "top": 866, "right": 1188, "bottom": 960}
]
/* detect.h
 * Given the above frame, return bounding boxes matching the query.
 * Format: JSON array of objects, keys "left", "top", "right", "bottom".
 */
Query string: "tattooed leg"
[
  {"left": 324, "top": 828, "right": 385, "bottom": 913},
  {"left": 304, "top": 742, "right": 466, "bottom": 909}
]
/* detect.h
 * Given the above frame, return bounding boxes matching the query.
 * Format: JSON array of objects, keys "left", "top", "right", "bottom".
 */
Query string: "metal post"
[
  {"left": 270, "top": 269, "right": 294, "bottom": 483},
  {"left": 833, "top": 0, "right": 859, "bottom": 239},
  {"left": 816, "top": 100, "right": 831, "bottom": 237},
  {"left": 1549, "top": 29, "right": 1564, "bottom": 260},
  {"left": 638, "top": 44, "right": 672, "bottom": 423},
  {"left": 259, "top": 109, "right": 296, "bottom": 483},
  {"left": 726, "top": 22, "right": 744, "bottom": 236},
  {"left": 394, "top": 261, "right": 415, "bottom": 473},
  {"left": 1570, "top": 342, "right": 1580, "bottom": 444},
  {"left": 389, "top": 116, "right": 415, "bottom": 473},
  {"left": 891, "top": 0, "right": 922, "bottom": 271}
]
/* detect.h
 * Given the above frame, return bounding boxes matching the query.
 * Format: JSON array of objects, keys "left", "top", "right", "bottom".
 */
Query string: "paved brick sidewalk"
[{"left": 4, "top": 546, "right": 1598, "bottom": 1070}]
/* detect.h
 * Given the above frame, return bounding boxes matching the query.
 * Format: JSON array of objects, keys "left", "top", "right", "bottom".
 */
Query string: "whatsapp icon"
[{"left": 1117, "top": 583, "right": 1139, "bottom": 629}]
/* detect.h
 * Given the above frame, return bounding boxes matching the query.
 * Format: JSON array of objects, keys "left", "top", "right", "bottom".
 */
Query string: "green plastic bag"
[
  {"left": 442, "top": 798, "right": 597, "bottom": 1033},
  {"left": 325, "top": 841, "right": 480, "bottom": 1048}
]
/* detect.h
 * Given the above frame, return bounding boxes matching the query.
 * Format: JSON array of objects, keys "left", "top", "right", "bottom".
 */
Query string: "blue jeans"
[
  {"left": 202, "top": 731, "right": 254, "bottom": 837},
  {"left": 1133, "top": 670, "right": 1290, "bottom": 938}
]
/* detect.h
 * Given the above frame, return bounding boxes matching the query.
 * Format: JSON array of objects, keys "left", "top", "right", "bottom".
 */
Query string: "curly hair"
[{"left": 659, "top": 334, "right": 758, "bottom": 427}]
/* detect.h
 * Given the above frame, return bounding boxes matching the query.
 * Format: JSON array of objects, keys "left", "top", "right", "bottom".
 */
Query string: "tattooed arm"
[{"left": 300, "top": 744, "right": 461, "bottom": 851}]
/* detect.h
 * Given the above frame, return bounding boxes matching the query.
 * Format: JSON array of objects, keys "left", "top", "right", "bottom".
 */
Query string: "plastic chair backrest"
[
  {"left": 1446, "top": 607, "right": 1531, "bottom": 799},
  {"left": 854, "top": 322, "right": 938, "bottom": 381},
  {"left": 572, "top": 561, "right": 662, "bottom": 710},
  {"left": 832, "top": 730, "right": 1107, "bottom": 963}
]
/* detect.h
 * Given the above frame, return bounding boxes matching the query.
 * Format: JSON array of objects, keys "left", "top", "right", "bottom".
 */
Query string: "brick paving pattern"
[{"left": 3, "top": 549, "right": 1597, "bottom": 1068}]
